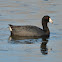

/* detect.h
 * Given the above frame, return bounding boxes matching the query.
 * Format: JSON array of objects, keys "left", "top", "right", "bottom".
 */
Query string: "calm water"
[{"left": 0, "top": 0, "right": 62, "bottom": 62}]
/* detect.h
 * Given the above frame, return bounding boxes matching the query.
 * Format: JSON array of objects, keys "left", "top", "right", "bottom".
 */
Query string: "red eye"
[{"left": 45, "top": 17, "right": 48, "bottom": 19}]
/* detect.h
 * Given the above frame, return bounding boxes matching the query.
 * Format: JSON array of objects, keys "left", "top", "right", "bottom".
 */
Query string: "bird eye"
[{"left": 45, "top": 17, "right": 48, "bottom": 19}]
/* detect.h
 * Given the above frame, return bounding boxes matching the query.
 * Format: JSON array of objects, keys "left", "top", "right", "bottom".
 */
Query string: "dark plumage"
[{"left": 9, "top": 15, "right": 53, "bottom": 37}]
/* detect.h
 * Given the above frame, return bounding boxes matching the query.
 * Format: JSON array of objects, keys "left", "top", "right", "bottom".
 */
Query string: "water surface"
[{"left": 0, "top": 0, "right": 62, "bottom": 62}]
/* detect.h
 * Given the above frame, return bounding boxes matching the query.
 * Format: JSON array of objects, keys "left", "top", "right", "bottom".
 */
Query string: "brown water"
[{"left": 0, "top": 0, "right": 62, "bottom": 62}]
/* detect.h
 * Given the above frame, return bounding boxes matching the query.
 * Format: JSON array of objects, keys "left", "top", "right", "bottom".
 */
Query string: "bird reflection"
[
  {"left": 9, "top": 35, "right": 49, "bottom": 55},
  {"left": 40, "top": 38, "right": 48, "bottom": 55},
  {"left": 8, "top": 35, "right": 42, "bottom": 44}
]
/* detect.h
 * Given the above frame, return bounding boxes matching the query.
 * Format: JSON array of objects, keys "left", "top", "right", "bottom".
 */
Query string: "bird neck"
[{"left": 42, "top": 22, "right": 50, "bottom": 34}]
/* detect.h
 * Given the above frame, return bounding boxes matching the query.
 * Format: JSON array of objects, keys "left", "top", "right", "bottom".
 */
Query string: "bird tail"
[
  {"left": 9, "top": 24, "right": 13, "bottom": 27},
  {"left": 9, "top": 24, "right": 13, "bottom": 31}
]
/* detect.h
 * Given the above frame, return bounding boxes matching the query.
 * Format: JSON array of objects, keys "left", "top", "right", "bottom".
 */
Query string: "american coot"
[{"left": 9, "top": 15, "right": 53, "bottom": 37}]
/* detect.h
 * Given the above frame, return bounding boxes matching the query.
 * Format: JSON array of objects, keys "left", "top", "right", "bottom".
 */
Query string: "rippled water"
[{"left": 0, "top": 0, "right": 62, "bottom": 62}]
